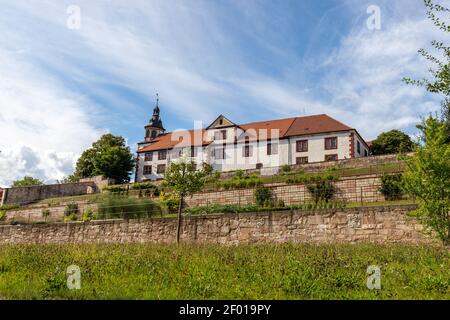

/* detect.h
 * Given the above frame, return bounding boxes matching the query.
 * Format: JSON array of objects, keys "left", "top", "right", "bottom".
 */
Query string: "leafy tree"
[
  {"left": 164, "top": 157, "right": 208, "bottom": 244},
  {"left": 57, "top": 175, "right": 79, "bottom": 184},
  {"left": 403, "top": 117, "right": 450, "bottom": 245},
  {"left": 74, "top": 134, "right": 135, "bottom": 184},
  {"left": 370, "top": 130, "right": 415, "bottom": 155},
  {"left": 11, "top": 176, "right": 44, "bottom": 187},
  {"left": 403, "top": 0, "right": 450, "bottom": 141}
]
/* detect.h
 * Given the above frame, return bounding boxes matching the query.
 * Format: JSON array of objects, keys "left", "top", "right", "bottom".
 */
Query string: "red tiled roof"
[
  {"left": 138, "top": 129, "right": 211, "bottom": 153},
  {"left": 138, "top": 114, "right": 356, "bottom": 153},
  {"left": 285, "top": 114, "right": 352, "bottom": 136}
]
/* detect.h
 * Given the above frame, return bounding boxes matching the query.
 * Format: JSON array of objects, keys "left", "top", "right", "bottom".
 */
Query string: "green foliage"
[
  {"left": 102, "top": 184, "right": 129, "bottom": 194},
  {"left": 11, "top": 176, "right": 43, "bottom": 188},
  {"left": 403, "top": 0, "right": 450, "bottom": 97},
  {"left": 74, "top": 134, "right": 135, "bottom": 184},
  {"left": 97, "top": 196, "right": 162, "bottom": 220},
  {"left": 0, "top": 243, "right": 449, "bottom": 299},
  {"left": 0, "top": 204, "right": 20, "bottom": 211},
  {"left": 164, "top": 157, "right": 208, "bottom": 197},
  {"left": 403, "top": 117, "right": 450, "bottom": 245},
  {"left": 281, "top": 165, "right": 292, "bottom": 174},
  {"left": 131, "top": 182, "right": 160, "bottom": 197},
  {"left": 57, "top": 175, "right": 79, "bottom": 184},
  {"left": 379, "top": 174, "right": 405, "bottom": 201},
  {"left": 403, "top": 1, "right": 450, "bottom": 142},
  {"left": 305, "top": 175, "right": 338, "bottom": 203},
  {"left": 221, "top": 177, "right": 262, "bottom": 190},
  {"left": 370, "top": 130, "right": 415, "bottom": 155},
  {"left": 233, "top": 169, "right": 245, "bottom": 180},
  {"left": 0, "top": 210, "right": 6, "bottom": 221},
  {"left": 159, "top": 192, "right": 181, "bottom": 214},
  {"left": 81, "top": 208, "right": 96, "bottom": 222},
  {"left": 202, "top": 163, "right": 214, "bottom": 176},
  {"left": 254, "top": 185, "right": 273, "bottom": 207},
  {"left": 64, "top": 203, "right": 79, "bottom": 221}
]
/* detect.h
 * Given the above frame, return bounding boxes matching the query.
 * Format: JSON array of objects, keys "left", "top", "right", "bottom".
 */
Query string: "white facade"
[{"left": 136, "top": 114, "right": 369, "bottom": 182}]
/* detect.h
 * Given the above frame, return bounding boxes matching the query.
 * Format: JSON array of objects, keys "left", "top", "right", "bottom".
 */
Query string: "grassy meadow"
[{"left": 0, "top": 243, "right": 449, "bottom": 300}]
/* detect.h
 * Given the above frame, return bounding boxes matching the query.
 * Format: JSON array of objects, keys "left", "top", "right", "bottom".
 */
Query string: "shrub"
[
  {"left": 64, "top": 203, "right": 79, "bottom": 221},
  {"left": 220, "top": 177, "right": 262, "bottom": 190},
  {"left": 131, "top": 182, "right": 160, "bottom": 197},
  {"left": 159, "top": 192, "right": 180, "bottom": 214},
  {"left": 97, "top": 196, "right": 162, "bottom": 220},
  {"left": 306, "top": 175, "right": 337, "bottom": 203},
  {"left": 254, "top": 185, "right": 273, "bottom": 207},
  {"left": 281, "top": 165, "right": 292, "bottom": 174},
  {"left": 81, "top": 208, "right": 96, "bottom": 222},
  {"left": 0, "top": 210, "right": 6, "bottom": 221},
  {"left": 379, "top": 174, "right": 405, "bottom": 201},
  {"left": 233, "top": 169, "right": 245, "bottom": 180},
  {"left": 0, "top": 204, "right": 20, "bottom": 211},
  {"left": 102, "top": 185, "right": 129, "bottom": 194}
]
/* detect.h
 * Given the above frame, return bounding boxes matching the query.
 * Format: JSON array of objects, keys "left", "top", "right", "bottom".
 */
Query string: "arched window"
[
  {"left": 151, "top": 130, "right": 157, "bottom": 138},
  {"left": 145, "top": 129, "right": 150, "bottom": 138}
]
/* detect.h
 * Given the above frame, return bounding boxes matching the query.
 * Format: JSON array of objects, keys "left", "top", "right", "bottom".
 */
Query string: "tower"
[{"left": 144, "top": 93, "right": 165, "bottom": 141}]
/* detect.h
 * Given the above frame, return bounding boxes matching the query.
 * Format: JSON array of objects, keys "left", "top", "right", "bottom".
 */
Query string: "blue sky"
[{"left": 0, "top": 0, "right": 447, "bottom": 186}]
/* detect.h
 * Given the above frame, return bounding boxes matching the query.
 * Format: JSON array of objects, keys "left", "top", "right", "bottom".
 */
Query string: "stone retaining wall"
[
  {"left": 185, "top": 174, "right": 384, "bottom": 207},
  {"left": 0, "top": 205, "right": 431, "bottom": 245}
]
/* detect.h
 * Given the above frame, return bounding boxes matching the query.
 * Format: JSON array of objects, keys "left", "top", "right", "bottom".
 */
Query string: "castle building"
[{"left": 135, "top": 98, "right": 369, "bottom": 182}]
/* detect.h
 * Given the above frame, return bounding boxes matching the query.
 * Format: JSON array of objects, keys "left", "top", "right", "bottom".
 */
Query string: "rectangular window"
[
  {"left": 156, "top": 164, "right": 166, "bottom": 174},
  {"left": 325, "top": 137, "right": 338, "bottom": 150},
  {"left": 296, "top": 140, "right": 308, "bottom": 152},
  {"left": 357, "top": 141, "right": 361, "bottom": 154},
  {"left": 296, "top": 157, "right": 308, "bottom": 164},
  {"left": 144, "top": 152, "right": 153, "bottom": 161},
  {"left": 364, "top": 149, "right": 368, "bottom": 157},
  {"left": 214, "top": 148, "right": 225, "bottom": 159},
  {"left": 267, "top": 142, "right": 278, "bottom": 155},
  {"left": 325, "top": 154, "right": 338, "bottom": 161},
  {"left": 256, "top": 163, "right": 263, "bottom": 169},
  {"left": 158, "top": 150, "right": 167, "bottom": 160},
  {"left": 143, "top": 165, "right": 152, "bottom": 175},
  {"left": 243, "top": 145, "right": 253, "bottom": 157}
]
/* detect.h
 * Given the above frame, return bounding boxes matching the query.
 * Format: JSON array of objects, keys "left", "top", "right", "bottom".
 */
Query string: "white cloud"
[
  {"left": 0, "top": 0, "right": 445, "bottom": 187},
  {"left": 321, "top": 16, "right": 444, "bottom": 139},
  {"left": 0, "top": 48, "right": 102, "bottom": 187}
]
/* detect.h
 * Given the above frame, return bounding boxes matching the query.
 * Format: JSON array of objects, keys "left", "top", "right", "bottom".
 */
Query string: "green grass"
[{"left": 0, "top": 243, "right": 448, "bottom": 300}]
